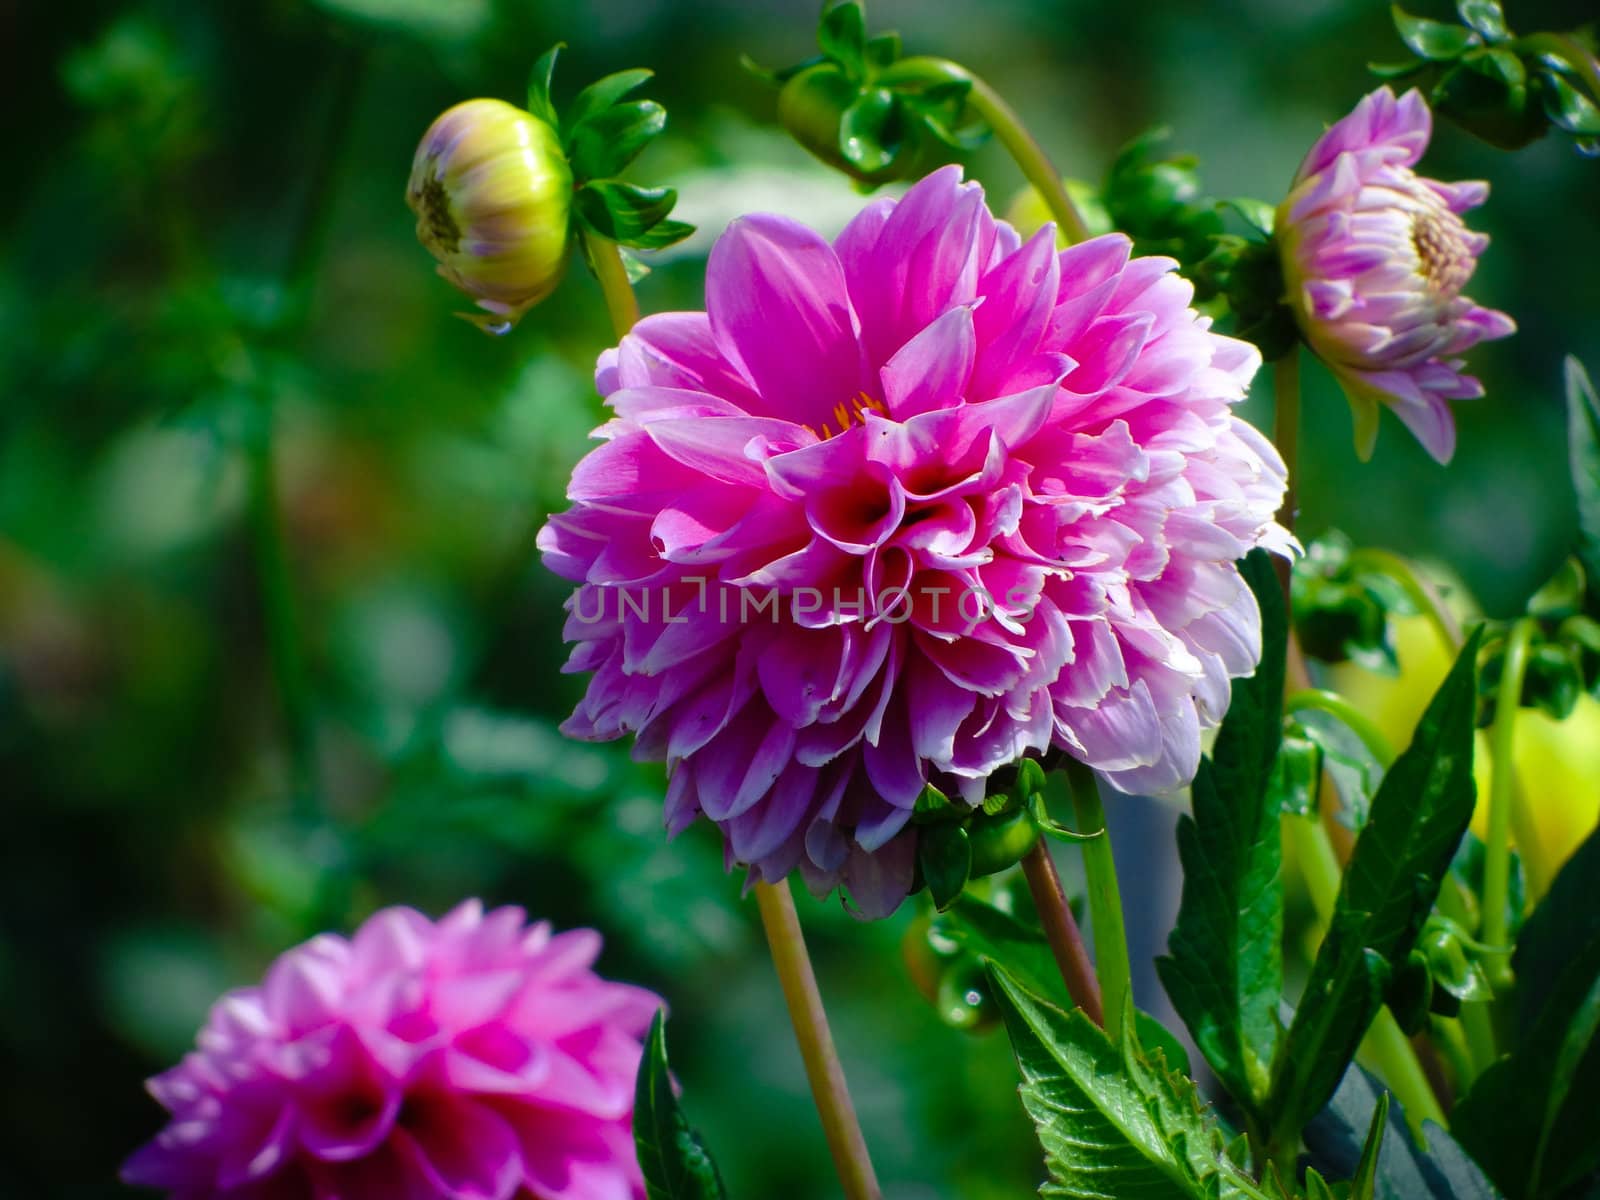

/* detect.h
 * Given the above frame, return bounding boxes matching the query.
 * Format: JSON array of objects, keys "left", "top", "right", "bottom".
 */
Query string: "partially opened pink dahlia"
[
  {"left": 123, "top": 902, "right": 660, "bottom": 1200},
  {"left": 540, "top": 166, "right": 1290, "bottom": 916},
  {"left": 1278, "top": 86, "right": 1515, "bottom": 463}
]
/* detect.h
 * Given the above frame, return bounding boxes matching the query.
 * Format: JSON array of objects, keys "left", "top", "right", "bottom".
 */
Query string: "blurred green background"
[{"left": 2, "top": 0, "right": 1595, "bottom": 1196}]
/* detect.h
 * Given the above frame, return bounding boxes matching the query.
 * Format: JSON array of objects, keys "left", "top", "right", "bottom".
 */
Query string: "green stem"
[
  {"left": 582, "top": 229, "right": 641, "bottom": 338},
  {"left": 1064, "top": 759, "right": 1132, "bottom": 1040},
  {"left": 1346, "top": 548, "right": 1463, "bottom": 653},
  {"left": 1290, "top": 814, "right": 1449, "bottom": 1134},
  {"left": 1483, "top": 618, "right": 1534, "bottom": 989},
  {"left": 1510, "top": 775, "right": 1553, "bottom": 903},
  {"left": 248, "top": 432, "right": 316, "bottom": 817},
  {"left": 880, "top": 57, "right": 1092, "bottom": 244},
  {"left": 1285, "top": 689, "right": 1398, "bottom": 768},
  {"left": 1020, "top": 840, "right": 1105, "bottom": 1026},
  {"left": 753, "top": 880, "right": 883, "bottom": 1200},
  {"left": 1273, "top": 351, "right": 1301, "bottom": 542}
]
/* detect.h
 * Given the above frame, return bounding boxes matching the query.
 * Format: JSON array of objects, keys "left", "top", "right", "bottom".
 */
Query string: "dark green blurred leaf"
[
  {"left": 865, "top": 31, "right": 902, "bottom": 68},
  {"left": 920, "top": 821, "right": 971, "bottom": 910},
  {"left": 311, "top": 0, "right": 489, "bottom": 39},
  {"left": 1453, "top": 932, "right": 1600, "bottom": 1199},
  {"left": 1542, "top": 73, "right": 1600, "bottom": 135},
  {"left": 1267, "top": 628, "right": 1482, "bottom": 1142},
  {"left": 1567, "top": 357, "right": 1600, "bottom": 599},
  {"left": 1157, "top": 550, "right": 1285, "bottom": 1120},
  {"left": 569, "top": 100, "right": 668, "bottom": 180},
  {"left": 1392, "top": 5, "right": 1477, "bottom": 59},
  {"left": 634, "top": 1012, "right": 728, "bottom": 1200},
  {"left": 1455, "top": 0, "right": 1508, "bottom": 42},
  {"left": 1514, "top": 826, "right": 1600, "bottom": 1038}
]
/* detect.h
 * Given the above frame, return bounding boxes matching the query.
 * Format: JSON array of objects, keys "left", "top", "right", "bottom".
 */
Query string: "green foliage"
[
  {"left": 747, "top": 0, "right": 987, "bottom": 187},
  {"left": 634, "top": 1013, "right": 729, "bottom": 1200},
  {"left": 1157, "top": 551, "right": 1286, "bottom": 1122},
  {"left": 1267, "top": 630, "right": 1483, "bottom": 1144},
  {"left": 1291, "top": 533, "right": 1416, "bottom": 673},
  {"left": 1303, "top": 1066, "right": 1505, "bottom": 1200},
  {"left": 1453, "top": 827, "right": 1600, "bottom": 1200},
  {"left": 989, "top": 965, "right": 1258, "bottom": 1200},
  {"left": 1379, "top": 3, "right": 1600, "bottom": 152},
  {"left": 1568, "top": 359, "right": 1600, "bottom": 602}
]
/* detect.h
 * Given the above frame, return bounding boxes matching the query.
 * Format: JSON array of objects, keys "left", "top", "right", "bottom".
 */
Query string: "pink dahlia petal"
[
  {"left": 541, "top": 167, "right": 1288, "bottom": 916},
  {"left": 124, "top": 906, "right": 660, "bottom": 1200},
  {"left": 1279, "top": 86, "right": 1513, "bottom": 463}
]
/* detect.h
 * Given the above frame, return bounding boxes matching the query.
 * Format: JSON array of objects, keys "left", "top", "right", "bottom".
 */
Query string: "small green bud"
[
  {"left": 406, "top": 98, "right": 573, "bottom": 335},
  {"left": 968, "top": 807, "right": 1040, "bottom": 878}
]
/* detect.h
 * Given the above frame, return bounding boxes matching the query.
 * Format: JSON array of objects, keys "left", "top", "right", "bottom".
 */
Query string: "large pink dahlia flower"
[
  {"left": 1277, "top": 86, "right": 1515, "bottom": 464},
  {"left": 122, "top": 902, "right": 661, "bottom": 1200},
  {"left": 539, "top": 166, "right": 1290, "bottom": 917}
]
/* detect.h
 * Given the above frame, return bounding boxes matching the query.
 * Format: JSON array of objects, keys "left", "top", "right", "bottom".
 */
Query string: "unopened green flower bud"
[{"left": 406, "top": 98, "right": 573, "bottom": 334}]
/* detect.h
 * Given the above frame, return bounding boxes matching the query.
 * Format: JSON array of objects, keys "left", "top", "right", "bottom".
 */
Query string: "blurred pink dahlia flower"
[
  {"left": 539, "top": 166, "right": 1290, "bottom": 917},
  {"left": 123, "top": 902, "right": 660, "bottom": 1200},
  {"left": 1277, "top": 86, "right": 1515, "bottom": 464}
]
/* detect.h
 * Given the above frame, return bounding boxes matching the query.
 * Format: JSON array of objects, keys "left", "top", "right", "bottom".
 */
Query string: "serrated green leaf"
[
  {"left": 527, "top": 44, "right": 563, "bottom": 129},
  {"left": 568, "top": 99, "right": 667, "bottom": 180},
  {"left": 818, "top": 0, "right": 867, "bottom": 76},
  {"left": 1267, "top": 628, "right": 1483, "bottom": 1143},
  {"left": 1392, "top": 5, "right": 1477, "bottom": 59},
  {"left": 567, "top": 67, "right": 654, "bottom": 130},
  {"left": 575, "top": 181, "right": 677, "bottom": 242},
  {"left": 633, "top": 1012, "right": 728, "bottom": 1200},
  {"left": 1455, "top": 0, "right": 1508, "bottom": 41},
  {"left": 1567, "top": 358, "right": 1600, "bottom": 601},
  {"left": 1156, "top": 550, "right": 1285, "bottom": 1119},
  {"left": 1543, "top": 73, "right": 1600, "bottom": 136},
  {"left": 989, "top": 966, "right": 1255, "bottom": 1200}
]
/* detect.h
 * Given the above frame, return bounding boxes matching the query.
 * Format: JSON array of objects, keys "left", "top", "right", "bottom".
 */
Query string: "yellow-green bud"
[{"left": 406, "top": 98, "right": 573, "bottom": 335}]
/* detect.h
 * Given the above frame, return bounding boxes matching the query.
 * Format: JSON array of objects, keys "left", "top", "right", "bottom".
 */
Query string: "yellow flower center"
[{"left": 1410, "top": 202, "right": 1473, "bottom": 296}]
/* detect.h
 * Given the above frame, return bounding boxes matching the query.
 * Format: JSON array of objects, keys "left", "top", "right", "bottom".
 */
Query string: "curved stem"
[
  {"left": 1347, "top": 548, "right": 1463, "bottom": 653},
  {"left": 881, "top": 57, "right": 1092, "bottom": 244},
  {"left": 1020, "top": 841, "right": 1105, "bottom": 1026},
  {"left": 1286, "top": 688, "right": 1398, "bottom": 768},
  {"left": 582, "top": 229, "right": 641, "bottom": 338},
  {"left": 753, "top": 880, "right": 882, "bottom": 1200},
  {"left": 1290, "top": 814, "right": 1449, "bottom": 1134},
  {"left": 1064, "top": 760, "right": 1132, "bottom": 1040},
  {"left": 1483, "top": 619, "right": 1534, "bottom": 988}
]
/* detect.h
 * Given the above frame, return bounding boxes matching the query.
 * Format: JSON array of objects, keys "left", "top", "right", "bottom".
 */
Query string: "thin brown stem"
[{"left": 1019, "top": 842, "right": 1105, "bottom": 1026}]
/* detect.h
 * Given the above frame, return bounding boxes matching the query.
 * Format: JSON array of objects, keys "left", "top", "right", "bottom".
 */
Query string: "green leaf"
[
  {"left": 920, "top": 822, "right": 971, "bottom": 910},
  {"left": 1156, "top": 550, "right": 1285, "bottom": 1119},
  {"left": 865, "top": 30, "right": 902, "bottom": 68},
  {"left": 989, "top": 965, "right": 1256, "bottom": 1199},
  {"left": 1453, "top": 933, "right": 1600, "bottom": 1199},
  {"left": 1392, "top": 5, "right": 1477, "bottom": 59},
  {"left": 1370, "top": 60, "right": 1427, "bottom": 80},
  {"left": 838, "top": 88, "right": 901, "bottom": 173},
  {"left": 1352, "top": 1093, "right": 1389, "bottom": 1200},
  {"left": 1268, "top": 728, "right": 1323, "bottom": 819},
  {"left": 1267, "top": 628, "right": 1483, "bottom": 1143},
  {"left": 1515, "top": 825, "right": 1600, "bottom": 1030},
  {"left": 527, "top": 44, "right": 563, "bottom": 129},
  {"left": 625, "top": 219, "right": 695, "bottom": 252},
  {"left": 567, "top": 67, "right": 654, "bottom": 130},
  {"left": 1543, "top": 73, "right": 1600, "bottom": 138},
  {"left": 633, "top": 1012, "right": 728, "bottom": 1200},
  {"left": 575, "top": 181, "right": 678, "bottom": 242},
  {"left": 1567, "top": 357, "right": 1600, "bottom": 600},
  {"left": 567, "top": 99, "right": 667, "bottom": 180},
  {"left": 1303, "top": 1065, "right": 1505, "bottom": 1200},
  {"left": 818, "top": 0, "right": 867, "bottom": 76},
  {"left": 1455, "top": 0, "right": 1508, "bottom": 42}
]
